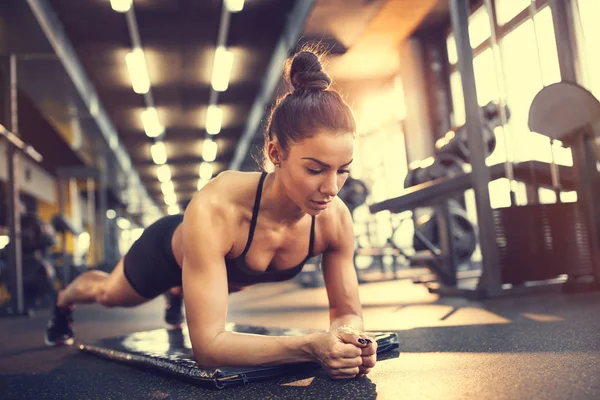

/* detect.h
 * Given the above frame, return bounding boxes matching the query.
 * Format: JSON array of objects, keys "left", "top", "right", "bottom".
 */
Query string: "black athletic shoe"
[
  {"left": 44, "top": 305, "right": 74, "bottom": 346},
  {"left": 164, "top": 292, "right": 185, "bottom": 329}
]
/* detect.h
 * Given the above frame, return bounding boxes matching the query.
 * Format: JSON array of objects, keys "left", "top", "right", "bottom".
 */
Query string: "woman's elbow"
[{"left": 193, "top": 349, "right": 220, "bottom": 369}]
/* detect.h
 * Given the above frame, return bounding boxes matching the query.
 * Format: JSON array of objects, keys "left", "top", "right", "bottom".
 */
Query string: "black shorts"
[{"left": 123, "top": 214, "right": 184, "bottom": 299}]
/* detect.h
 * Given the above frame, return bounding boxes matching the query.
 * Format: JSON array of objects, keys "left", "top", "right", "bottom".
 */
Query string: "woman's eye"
[
  {"left": 307, "top": 169, "right": 322, "bottom": 175},
  {"left": 339, "top": 170, "right": 351, "bottom": 174}
]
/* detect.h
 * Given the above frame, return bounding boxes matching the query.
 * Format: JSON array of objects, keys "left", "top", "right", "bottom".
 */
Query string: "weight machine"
[{"left": 370, "top": 0, "right": 600, "bottom": 298}]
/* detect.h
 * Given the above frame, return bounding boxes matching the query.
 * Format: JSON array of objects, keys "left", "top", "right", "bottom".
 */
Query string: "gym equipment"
[
  {"left": 337, "top": 176, "right": 369, "bottom": 216},
  {"left": 370, "top": 82, "right": 600, "bottom": 297},
  {"left": 522, "top": 81, "right": 600, "bottom": 288},
  {"left": 402, "top": 101, "right": 508, "bottom": 279},
  {"left": 413, "top": 199, "right": 477, "bottom": 265},
  {"left": 528, "top": 83, "right": 600, "bottom": 143},
  {"left": 1, "top": 119, "right": 43, "bottom": 315},
  {"left": 19, "top": 213, "right": 58, "bottom": 309},
  {"left": 371, "top": 162, "right": 576, "bottom": 215},
  {"left": 401, "top": 100, "right": 506, "bottom": 283},
  {"left": 80, "top": 324, "right": 399, "bottom": 389},
  {"left": 0, "top": 212, "right": 79, "bottom": 311},
  {"left": 20, "top": 213, "right": 57, "bottom": 252},
  {"left": 370, "top": 160, "right": 583, "bottom": 295},
  {"left": 404, "top": 154, "right": 465, "bottom": 188},
  {"left": 434, "top": 101, "right": 504, "bottom": 162},
  {"left": 352, "top": 214, "right": 407, "bottom": 284},
  {"left": 0, "top": 210, "right": 82, "bottom": 312}
]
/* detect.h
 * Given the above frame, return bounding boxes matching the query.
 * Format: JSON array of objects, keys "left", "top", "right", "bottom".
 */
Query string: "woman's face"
[{"left": 280, "top": 130, "right": 355, "bottom": 215}]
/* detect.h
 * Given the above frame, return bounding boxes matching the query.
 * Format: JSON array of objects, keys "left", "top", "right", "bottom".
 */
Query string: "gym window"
[{"left": 446, "top": 0, "right": 576, "bottom": 209}]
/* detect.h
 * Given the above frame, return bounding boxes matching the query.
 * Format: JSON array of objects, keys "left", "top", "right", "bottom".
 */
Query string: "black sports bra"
[{"left": 225, "top": 172, "right": 315, "bottom": 285}]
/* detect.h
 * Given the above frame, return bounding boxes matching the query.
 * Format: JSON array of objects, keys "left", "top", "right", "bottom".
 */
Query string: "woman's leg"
[
  {"left": 46, "top": 257, "right": 149, "bottom": 346},
  {"left": 57, "top": 257, "right": 148, "bottom": 308}
]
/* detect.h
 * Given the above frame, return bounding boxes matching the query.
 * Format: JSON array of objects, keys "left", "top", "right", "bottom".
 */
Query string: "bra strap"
[{"left": 241, "top": 172, "right": 267, "bottom": 255}]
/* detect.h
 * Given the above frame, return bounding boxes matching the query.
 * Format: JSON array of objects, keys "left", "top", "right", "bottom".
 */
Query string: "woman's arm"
[
  {"left": 321, "top": 198, "right": 364, "bottom": 331},
  {"left": 321, "top": 198, "right": 378, "bottom": 376},
  {"left": 181, "top": 182, "right": 363, "bottom": 376}
]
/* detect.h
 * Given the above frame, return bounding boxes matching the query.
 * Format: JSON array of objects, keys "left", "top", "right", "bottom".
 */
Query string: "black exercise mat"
[{"left": 79, "top": 323, "right": 400, "bottom": 389}]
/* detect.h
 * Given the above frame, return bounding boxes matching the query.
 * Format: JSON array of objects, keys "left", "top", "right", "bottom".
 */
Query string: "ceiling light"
[
  {"left": 110, "top": 0, "right": 132, "bottom": 13},
  {"left": 151, "top": 142, "right": 167, "bottom": 165},
  {"left": 167, "top": 204, "right": 180, "bottom": 215},
  {"left": 206, "top": 105, "right": 223, "bottom": 135},
  {"left": 211, "top": 47, "right": 234, "bottom": 92},
  {"left": 0, "top": 235, "right": 9, "bottom": 250},
  {"left": 117, "top": 217, "right": 131, "bottom": 230},
  {"left": 125, "top": 48, "right": 150, "bottom": 94},
  {"left": 164, "top": 192, "right": 177, "bottom": 206},
  {"left": 106, "top": 209, "right": 117, "bottom": 219},
  {"left": 225, "top": 0, "right": 244, "bottom": 13},
  {"left": 202, "top": 139, "right": 218, "bottom": 162},
  {"left": 156, "top": 164, "right": 171, "bottom": 182},
  {"left": 197, "top": 179, "right": 209, "bottom": 190},
  {"left": 199, "top": 162, "right": 213, "bottom": 180},
  {"left": 141, "top": 107, "right": 164, "bottom": 137},
  {"left": 161, "top": 180, "right": 175, "bottom": 195}
]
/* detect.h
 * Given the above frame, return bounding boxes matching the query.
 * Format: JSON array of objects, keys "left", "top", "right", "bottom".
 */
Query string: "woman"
[{"left": 45, "top": 50, "right": 377, "bottom": 380}]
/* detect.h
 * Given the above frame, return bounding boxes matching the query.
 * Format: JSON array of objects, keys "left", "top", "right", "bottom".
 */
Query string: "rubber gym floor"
[{"left": 1, "top": 276, "right": 599, "bottom": 400}]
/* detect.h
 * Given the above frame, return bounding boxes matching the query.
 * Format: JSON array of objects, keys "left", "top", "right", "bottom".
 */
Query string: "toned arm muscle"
[{"left": 321, "top": 199, "right": 364, "bottom": 331}]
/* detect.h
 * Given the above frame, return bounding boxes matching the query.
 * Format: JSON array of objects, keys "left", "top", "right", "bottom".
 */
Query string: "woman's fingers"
[{"left": 328, "top": 366, "right": 361, "bottom": 380}]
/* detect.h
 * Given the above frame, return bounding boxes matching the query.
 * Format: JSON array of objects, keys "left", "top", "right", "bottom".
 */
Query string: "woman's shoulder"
[
  {"left": 211, "top": 170, "right": 263, "bottom": 199},
  {"left": 188, "top": 170, "right": 263, "bottom": 211},
  {"left": 318, "top": 196, "right": 354, "bottom": 233}
]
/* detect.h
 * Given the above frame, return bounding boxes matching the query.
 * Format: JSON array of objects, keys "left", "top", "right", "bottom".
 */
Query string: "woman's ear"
[{"left": 267, "top": 140, "right": 283, "bottom": 167}]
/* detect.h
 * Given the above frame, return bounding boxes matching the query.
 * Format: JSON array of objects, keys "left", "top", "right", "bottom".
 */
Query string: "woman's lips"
[{"left": 311, "top": 200, "right": 330, "bottom": 210}]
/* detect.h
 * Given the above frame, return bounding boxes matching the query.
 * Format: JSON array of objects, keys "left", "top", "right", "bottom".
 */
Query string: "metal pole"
[
  {"left": 484, "top": 0, "right": 516, "bottom": 205},
  {"left": 58, "top": 179, "right": 68, "bottom": 285},
  {"left": 98, "top": 160, "right": 108, "bottom": 267},
  {"left": 86, "top": 177, "right": 95, "bottom": 267},
  {"left": 449, "top": 0, "right": 503, "bottom": 297},
  {"left": 436, "top": 202, "right": 458, "bottom": 286},
  {"left": 5, "top": 54, "right": 25, "bottom": 315},
  {"left": 548, "top": 0, "right": 580, "bottom": 83},
  {"left": 67, "top": 178, "right": 79, "bottom": 283}
]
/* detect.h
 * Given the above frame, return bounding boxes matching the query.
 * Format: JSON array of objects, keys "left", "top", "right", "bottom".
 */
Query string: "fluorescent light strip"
[
  {"left": 161, "top": 180, "right": 175, "bottom": 195},
  {"left": 206, "top": 105, "right": 223, "bottom": 135},
  {"left": 164, "top": 192, "right": 177, "bottom": 205},
  {"left": 125, "top": 48, "right": 150, "bottom": 94},
  {"left": 156, "top": 165, "right": 171, "bottom": 182},
  {"left": 225, "top": 0, "right": 244, "bottom": 13},
  {"left": 167, "top": 204, "right": 180, "bottom": 215},
  {"left": 211, "top": 47, "right": 234, "bottom": 92},
  {"left": 110, "top": 0, "right": 132, "bottom": 13},
  {"left": 202, "top": 139, "right": 218, "bottom": 162},
  {"left": 141, "top": 107, "right": 164, "bottom": 137},
  {"left": 199, "top": 162, "right": 213, "bottom": 180},
  {"left": 151, "top": 142, "right": 167, "bottom": 165}
]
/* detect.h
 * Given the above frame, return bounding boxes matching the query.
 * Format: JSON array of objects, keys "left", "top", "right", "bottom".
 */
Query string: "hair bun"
[{"left": 289, "top": 51, "right": 331, "bottom": 92}]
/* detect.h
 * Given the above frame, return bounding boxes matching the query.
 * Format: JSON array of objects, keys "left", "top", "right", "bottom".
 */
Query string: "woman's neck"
[{"left": 259, "top": 171, "right": 306, "bottom": 224}]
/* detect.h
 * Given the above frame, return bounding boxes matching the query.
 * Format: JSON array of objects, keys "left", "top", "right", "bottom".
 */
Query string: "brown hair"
[{"left": 262, "top": 50, "right": 356, "bottom": 168}]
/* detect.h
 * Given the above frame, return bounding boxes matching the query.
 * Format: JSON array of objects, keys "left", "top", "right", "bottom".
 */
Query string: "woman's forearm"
[{"left": 195, "top": 331, "right": 320, "bottom": 368}]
